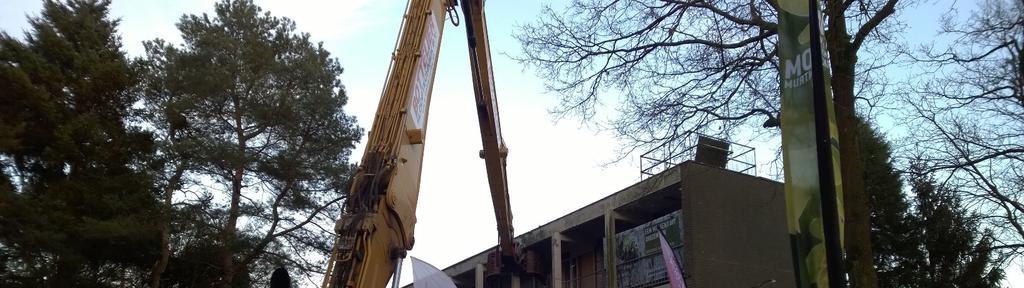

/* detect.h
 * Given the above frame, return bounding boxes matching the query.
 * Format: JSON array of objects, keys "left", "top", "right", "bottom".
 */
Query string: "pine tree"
[
  {"left": 137, "top": 0, "right": 361, "bottom": 286},
  {"left": 0, "top": 0, "right": 159, "bottom": 287}
]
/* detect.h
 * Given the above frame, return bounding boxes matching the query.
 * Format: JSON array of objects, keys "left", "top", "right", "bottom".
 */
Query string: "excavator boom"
[
  {"left": 322, "top": 1, "right": 521, "bottom": 287},
  {"left": 459, "top": 0, "right": 516, "bottom": 260}
]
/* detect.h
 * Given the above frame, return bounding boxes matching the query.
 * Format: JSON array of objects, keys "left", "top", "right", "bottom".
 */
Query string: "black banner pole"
[{"left": 807, "top": 0, "right": 846, "bottom": 286}]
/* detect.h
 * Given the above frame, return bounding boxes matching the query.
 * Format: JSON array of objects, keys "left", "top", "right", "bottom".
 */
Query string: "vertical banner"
[{"left": 777, "top": 0, "right": 846, "bottom": 287}]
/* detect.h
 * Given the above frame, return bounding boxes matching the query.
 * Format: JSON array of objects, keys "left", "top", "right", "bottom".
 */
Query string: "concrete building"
[{"left": 430, "top": 155, "right": 795, "bottom": 288}]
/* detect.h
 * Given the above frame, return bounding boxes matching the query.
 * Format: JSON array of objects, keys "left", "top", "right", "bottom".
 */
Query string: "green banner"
[{"left": 777, "top": 0, "right": 846, "bottom": 287}]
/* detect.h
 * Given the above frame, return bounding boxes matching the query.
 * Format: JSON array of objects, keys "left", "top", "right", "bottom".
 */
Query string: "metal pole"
[
  {"left": 392, "top": 257, "right": 405, "bottom": 288},
  {"left": 807, "top": 0, "right": 846, "bottom": 286}
]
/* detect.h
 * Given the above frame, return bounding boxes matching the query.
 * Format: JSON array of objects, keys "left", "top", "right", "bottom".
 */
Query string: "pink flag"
[{"left": 658, "top": 231, "right": 686, "bottom": 288}]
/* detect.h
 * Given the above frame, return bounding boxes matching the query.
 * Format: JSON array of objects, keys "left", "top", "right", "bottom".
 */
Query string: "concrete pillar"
[
  {"left": 604, "top": 211, "right": 618, "bottom": 288},
  {"left": 475, "top": 264, "right": 484, "bottom": 288},
  {"left": 551, "top": 232, "right": 563, "bottom": 288}
]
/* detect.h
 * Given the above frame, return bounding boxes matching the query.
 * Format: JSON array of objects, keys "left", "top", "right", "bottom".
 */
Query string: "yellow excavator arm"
[
  {"left": 321, "top": 1, "right": 523, "bottom": 288},
  {"left": 459, "top": 0, "right": 516, "bottom": 262}
]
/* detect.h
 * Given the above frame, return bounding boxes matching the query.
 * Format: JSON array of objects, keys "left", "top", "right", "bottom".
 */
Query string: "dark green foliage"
[
  {"left": 853, "top": 117, "right": 1004, "bottom": 287},
  {"left": 0, "top": 0, "right": 360, "bottom": 286},
  {"left": 0, "top": 0, "right": 159, "bottom": 287},
  {"left": 157, "top": 205, "right": 253, "bottom": 288},
  {"left": 855, "top": 118, "right": 926, "bottom": 287},
  {"left": 138, "top": 0, "right": 361, "bottom": 286},
  {"left": 910, "top": 167, "right": 1004, "bottom": 288}
]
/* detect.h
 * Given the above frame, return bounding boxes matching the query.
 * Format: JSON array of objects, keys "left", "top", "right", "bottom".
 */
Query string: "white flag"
[{"left": 411, "top": 256, "right": 457, "bottom": 288}]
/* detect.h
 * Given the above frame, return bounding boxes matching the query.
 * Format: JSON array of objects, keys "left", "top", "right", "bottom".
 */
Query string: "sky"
[{"left": 0, "top": 0, "right": 1021, "bottom": 287}]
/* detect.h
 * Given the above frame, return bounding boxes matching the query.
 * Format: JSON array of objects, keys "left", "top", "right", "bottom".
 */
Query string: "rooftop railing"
[{"left": 639, "top": 133, "right": 755, "bottom": 179}]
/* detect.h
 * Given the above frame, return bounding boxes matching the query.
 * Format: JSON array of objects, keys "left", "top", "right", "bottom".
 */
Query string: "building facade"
[{"left": 431, "top": 161, "right": 794, "bottom": 288}]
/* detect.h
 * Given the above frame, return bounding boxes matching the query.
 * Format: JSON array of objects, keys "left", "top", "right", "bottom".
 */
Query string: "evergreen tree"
[
  {"left": 0, "top": 1, "right": 159, "bottom": 287},
  {"left": 855, "top": 118, "right": 925, "bottom": 287},
  {"left": 138, "top": 0, "right": 361, "bottom": 286},
  {"left": 855, "top": 117, "right": 1003, "bottom": 287},
  {"left": 910, "top": 167, "right": 1004, "bottom": 288}
]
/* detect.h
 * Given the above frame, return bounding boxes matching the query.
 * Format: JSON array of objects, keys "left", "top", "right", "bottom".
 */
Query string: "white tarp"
[{"left": 411, "top": 257, "right": 457, "bottom": 288}]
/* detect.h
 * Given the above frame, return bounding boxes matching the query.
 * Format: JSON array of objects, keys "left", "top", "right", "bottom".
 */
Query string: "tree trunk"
[
  {"left": 220, "top": 154, "right": 244, "bottom": 288},
  {"left": 825, "top": 2, "right": 878, "bottom": 286},
  {"left": 150, "top": 164, "right": 185, "bottom": 288},
  {"left": 220, "top": 97, "right": 246, "bottom": 288},
  {"left": 834, "top": 67, "right": 877, "bottom": 288}
]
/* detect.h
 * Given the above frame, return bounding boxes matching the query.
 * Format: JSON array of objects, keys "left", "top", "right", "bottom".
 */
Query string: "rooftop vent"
[{"left": 694, "top": 136, "right": 730, "bottom": 169}]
